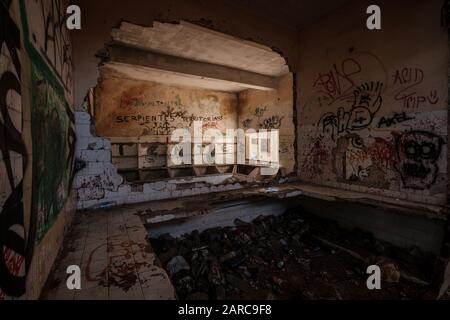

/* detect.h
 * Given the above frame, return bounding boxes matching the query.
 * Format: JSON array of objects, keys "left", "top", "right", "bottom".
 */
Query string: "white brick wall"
[{"left": 74, "top": 112, "right": 243, "bottom": 210}]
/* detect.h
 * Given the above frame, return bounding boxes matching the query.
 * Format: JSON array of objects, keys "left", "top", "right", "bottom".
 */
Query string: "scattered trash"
[
  {"left": 382, "top": 263, "right": 401, "bottom": 283},
  {"left": 88, "top": 201, "right": 117, "bottom": 210},
  {"left": 167, "top": 256, "right": 190, "bottom": 277},
  {"left": 265, "top": 187, "right": 280, "bottom": 193},
  {"left": 227, "top": 255, "right": 247, "bottom": 268},
  {"left": 152, "top": 208, "right": 437, "bottom": 300},
  {"left": 272, "top": 276, "right": 283, "bottom": 286},
  {"left": 220, "top": 251, "right": 237, "bottom": 262}
]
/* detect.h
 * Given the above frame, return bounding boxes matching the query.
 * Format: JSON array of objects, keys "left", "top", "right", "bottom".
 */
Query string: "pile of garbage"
[{"left": 151, "top": 208, "right": 437, "bottom": 300}]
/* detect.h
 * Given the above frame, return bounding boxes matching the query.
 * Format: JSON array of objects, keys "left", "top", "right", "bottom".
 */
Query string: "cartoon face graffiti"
[{"left": 394, "top": 131, "right": 444, "bottom": 190}]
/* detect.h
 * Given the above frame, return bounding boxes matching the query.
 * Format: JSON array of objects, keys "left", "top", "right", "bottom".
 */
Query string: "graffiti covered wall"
[
  {"left": 25, "top": 0, "right": 75, "bottom": 245},
  {"left": 298, "top": 0, "right": 448, "bottom": 206},
  {"left": 238, "top": 73, "right": 296, "bottom": 175},
  {"left": 0, "top": 0, "right": 27, "bottom": 299},
  {"left": 95, "top": 77, "right": 238, "bottom": 139},
  {"left": 0, "top": 0, "right": 75, "bottom": 300}
]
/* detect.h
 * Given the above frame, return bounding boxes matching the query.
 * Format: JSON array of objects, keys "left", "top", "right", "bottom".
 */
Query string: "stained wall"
[
  {"left": 95, "top": 77, "right": 238, "bottom": 139},
  {"left": 238, "top": 73, "right": 295, "bottom": 175},
  {"left": 298, "top": 0, "right": 448, "bottom": 206}
]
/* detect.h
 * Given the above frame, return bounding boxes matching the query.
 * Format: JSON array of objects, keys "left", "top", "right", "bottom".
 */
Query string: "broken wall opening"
[
  {"left": 87, "top": 21, "right": 296, "bottom": 185},
  {"left": 74, "top": 21, "right": 297, "bottom": 210}
]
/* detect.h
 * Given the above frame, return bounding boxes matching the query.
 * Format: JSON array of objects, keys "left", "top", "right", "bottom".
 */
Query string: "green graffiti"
[
  {"left": 31, "top": 64, "right": 73, "bottom": 241},
  {"left": 19, "top": 0, "right": 75, "bottom": 243}
]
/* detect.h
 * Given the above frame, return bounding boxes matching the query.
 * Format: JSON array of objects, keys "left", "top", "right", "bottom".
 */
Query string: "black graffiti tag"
[
  {"left": 38, "top": 0, "right": 73, "bottom": 93},
  {"left": 0, "top": 0, "right": 28, "bottom": 298},
  {"left": 377, "top": 112, "right": 415, "bottom": 129},
  {"left": 318, "top": 81, "right": 383, "bottom": 140}
]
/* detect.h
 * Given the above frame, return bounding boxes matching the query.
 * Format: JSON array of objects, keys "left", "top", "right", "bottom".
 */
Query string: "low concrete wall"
[
  {"left": 298, "top": 196, "right": 446, "bottom": 255},
  {"left": 147, "top": 198, "right": 289, "bottom": 238}
]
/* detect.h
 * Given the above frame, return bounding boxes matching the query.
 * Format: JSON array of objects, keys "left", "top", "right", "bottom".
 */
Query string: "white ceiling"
[{"left": 105, "top": 20, "right": 290, "bottom": 92}]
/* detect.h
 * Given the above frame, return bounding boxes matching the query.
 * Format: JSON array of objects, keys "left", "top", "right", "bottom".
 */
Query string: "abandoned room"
[{"left": 1, "top": 0, "right": 450, "bottom": 301}]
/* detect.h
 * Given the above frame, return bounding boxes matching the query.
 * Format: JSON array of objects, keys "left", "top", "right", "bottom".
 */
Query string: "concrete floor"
[{"left": 41, "top": 207, "right": 176, "bottom": 300}]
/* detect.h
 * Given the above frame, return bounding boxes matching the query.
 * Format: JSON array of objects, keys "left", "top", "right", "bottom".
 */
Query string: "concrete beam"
[{"left": 107, "top": 44, "right": 278, "bottom": 91}]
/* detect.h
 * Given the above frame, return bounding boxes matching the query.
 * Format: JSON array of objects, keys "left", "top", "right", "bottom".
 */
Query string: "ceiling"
[
  {"left": 104, "top": 21, "right": 289, "bottom": 92},
  {"left": 100, "top": 62, "right": 248, "bottom": 92},
  {"left": 224, "top": 0, "right": 353, "bottom": 30},
  {"left": 111, "top": 21, "right": 289, "bottom": 77},
  {"left": 103, "top": 0, "right": 353, "bottom": 92}
]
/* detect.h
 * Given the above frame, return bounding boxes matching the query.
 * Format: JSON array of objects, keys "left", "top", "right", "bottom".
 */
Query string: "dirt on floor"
[{"left": 151, "top": 207, "right": 450, "bottom": 300}]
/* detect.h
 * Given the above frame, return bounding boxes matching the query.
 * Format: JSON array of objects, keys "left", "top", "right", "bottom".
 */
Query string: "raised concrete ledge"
[
  {"left": 126, "top": 182, "right": 448, "bottom": 225},
  {"left": 290, "top": 183, "right": 448, "bottom": 221}
]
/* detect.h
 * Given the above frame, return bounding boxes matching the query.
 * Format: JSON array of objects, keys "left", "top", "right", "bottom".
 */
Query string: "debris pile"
[{"left": 151, "top": 208, "right": 442, "bottom": 300}]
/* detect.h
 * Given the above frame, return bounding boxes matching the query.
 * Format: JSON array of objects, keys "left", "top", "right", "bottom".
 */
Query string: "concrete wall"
[
  {"left": 0, "top": 0, "right": 76, "bottom": 300},
  {"left": 298, "top": 197, "right": 445, "bottom": 255},
  {"left": 94, "top": 77, "right": 238, "bottom": 138},
  {"left": 238, "top": 73, "right": 296, "bottom": 175},
  {"left": 297, "top": 0, "right": 449, "bottom": 206}
]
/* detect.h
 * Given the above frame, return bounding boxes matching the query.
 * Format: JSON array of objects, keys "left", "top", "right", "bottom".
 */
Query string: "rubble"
[
  {"left": 167, "top": 256, "right": 190, "bottom": 277},
  {"left": 151, "top": 207, "right": 443, "bottom": 300},
  {"left": 381, "top": 263, "right": 401, "bottom": 283}
]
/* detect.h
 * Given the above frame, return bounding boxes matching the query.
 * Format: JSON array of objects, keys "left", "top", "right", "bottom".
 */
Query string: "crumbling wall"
[
  {"left": 0, "top": 0, "right": 76, "bottom": 300},
  {"left": 93, "top": 76, "right": 239, "bottom": 176},
  {"left": 74, "top": 111, "right": 243, "bottom": 210},
  {"left": 298, "top": 0, "right": 448, "bottom": 206},
  {"left": 238, "top": 74, "right": 295, "bottom": 176}
]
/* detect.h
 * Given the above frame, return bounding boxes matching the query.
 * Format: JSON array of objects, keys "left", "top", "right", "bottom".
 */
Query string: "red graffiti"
[
  {"left": 313, "top": 58, "right": 363, "bottom": 105},
  {"left": 202, "top": 122, "right": 219, "bottom": 131},
  {"left": 367, "top": 138, "right": 396, "bottom": 168},
  {"left": 2, "top": 247, "right": 25, "bottom": 277},
  {"left": 120, "top": 94, "right": 135, "bottom": 109}
]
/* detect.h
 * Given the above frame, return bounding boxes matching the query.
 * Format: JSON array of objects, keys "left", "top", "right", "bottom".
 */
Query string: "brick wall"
[{"left": 74, "top": 111, "right": 243, "bottom": 210}]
